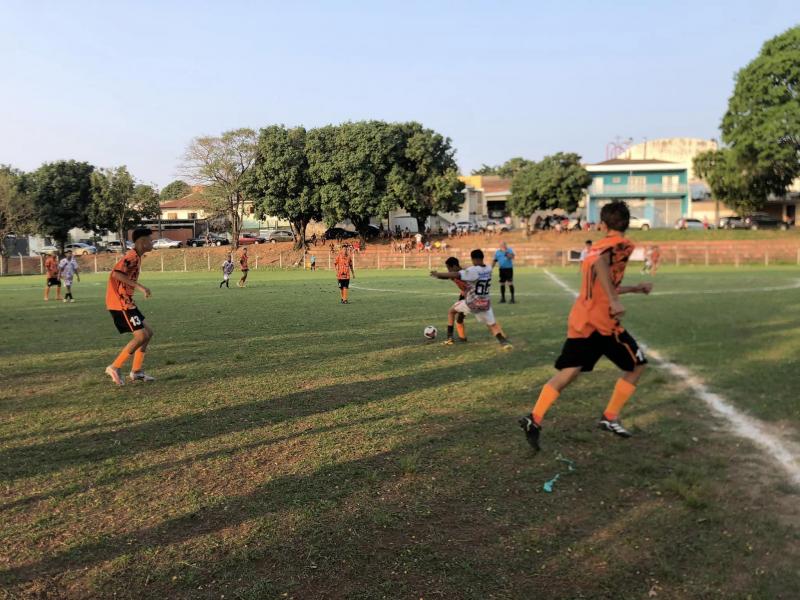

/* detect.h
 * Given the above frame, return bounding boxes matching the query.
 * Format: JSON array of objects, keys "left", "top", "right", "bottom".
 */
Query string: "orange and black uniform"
[
  {"left": 45, "top": 256, "right": 61, "bottom": 287},
  {"left": 335, "top": 253, "right": 352, "bottom": 288},
  {"left": 555, "top": 234, "right": 646, "bottom": 372},
  {"left": 106, "top": 249, "right": 146, "bottom": 333},
  {"left": 239, "top": 253, "right": 249, "bottom": 272}
]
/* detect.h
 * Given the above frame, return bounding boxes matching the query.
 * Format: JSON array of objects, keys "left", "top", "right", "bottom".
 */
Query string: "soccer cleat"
[
  {"left": 598, "top": 416, "right": 632, "bottom": 438},
  {"left": 442, "top": 337, "right": 455, "bottom": 346},
  {"left": 458, "top": 337, "right": 468, "bottom": 343},
  {"left": 63, "top": 298, "right": 68, "bottom": 303},
  {"left": 518, "top": 415, "right": 541, "bottom": 451},
  {"left": 499, "top": 339, "right": 513, "bottom": 351},
  {"left": 499, "top": 298, "right": 506, "bottom": 303},
  {"left": 105, "top": 366, "right": 125, "bottom": 386},
  {"left": 69, "top": 299, "right": 75, "bottom": 303},
  {"left": 509, "top": 299, "right": 516, "bottom": 304},
  {"left": 129, "top": 371, "right": 156, "bottom": 383}
]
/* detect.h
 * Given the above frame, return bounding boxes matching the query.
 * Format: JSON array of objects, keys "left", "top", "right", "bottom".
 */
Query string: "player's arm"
[
  {"left": 593, "top": 254, "right": 625, "bottom": 317},
  {"left": 618, "top": 283, "right": 652, "bottom": 295},
  {"left": 111, "top": 270, "right": 151, "bottom": 298},
  {"left": 507, "top": 249, "right": 515, "bottom": 259},
  {"left": 349, "top": 259, "right": 355, "bottom": 279},
  {"left": 430, "top": 271, "right": 460, "bottom": 279}
]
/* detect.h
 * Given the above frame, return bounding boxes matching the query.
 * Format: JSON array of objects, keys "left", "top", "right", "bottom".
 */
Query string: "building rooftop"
[
  {"left": 592, "top": 158, "right": 677, "bottom": 166},
  {"left": 160, "top": 187, "right": 211, "bottom": 210}
]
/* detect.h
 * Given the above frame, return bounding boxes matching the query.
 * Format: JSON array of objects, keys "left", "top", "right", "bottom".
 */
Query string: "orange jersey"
[
  {"left": 334, "top": 254, "right": 352, "bottom": 279},
  {"left": 453, "top": 278, "right": 469, "bottom": 296},
  {"left": 106, "top": 250, "right": 141, "bottom": 310},
  {"left": 567, "top": 234, "right": 634, "bottom": 338},
  {"left": 44, "top": 256, "right": 59, "bottom": 278},
  {"left": 239, "top": 253, "right": 249, "bottom": 270}
]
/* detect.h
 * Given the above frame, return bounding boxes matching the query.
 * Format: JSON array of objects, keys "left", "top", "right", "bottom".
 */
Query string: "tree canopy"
[
  {"left": 160, "top": 180, "right": 191, "bottom": 201},
  {"left": 471, "top": 157, "right": 535, "bottom": 179},
  {"left": 508, "top": 153, "right": 590, "bottom": 217},
  {"left": 28, "top": 160, "right": 94, "bottom": 249},
  {"left": 0, "top": 165, "right": 36, "bottom": 248},
  {"left": 89, "top": 167, "right": 161, "bottom": 242}
]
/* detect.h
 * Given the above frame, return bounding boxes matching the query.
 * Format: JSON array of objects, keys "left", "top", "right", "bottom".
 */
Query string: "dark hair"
[
  {"left": 600, "top": 201, "right": 630, "bottom": 232},
  {"left": 470, "top": 249, "right": 484, "bottom": 260},
  {"left": 64, "top": 249, "right": 72, "bottom": 253},
  {"left": 132, "top": 227, "right": 152, "bottom": 243},
  {"left": 445, "top": 256, "right": 460, "bottom": 268},
  {"left": 585, "top": 239, "right": 592, "bottom": 245}
]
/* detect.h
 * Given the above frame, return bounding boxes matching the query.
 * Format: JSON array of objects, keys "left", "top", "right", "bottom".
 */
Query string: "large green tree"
[
  {"left": 0, "top": 165, "right": 36, "bottom": 254},
  {"left": 250, "top": 125, "right": 321, "bottom": 248},
  {"left": 508, "top": 152, "right": 590, "bottom": 218},
  {"left": 693, "top": 149, "right": 759, "bottom": 216},
  {"left": 471, "top": 157, "right": 535, "bottom": 178},
  {"left": 159, "top": 179, "right": 191, "bottom": 201},
  {"left": 28, "top": 160, "right": 94, "bottom": 250},
  {"left": 718, "top": 26, "right": 800, "bottom": 205},
  {"left": 387, "top": 122, "right": 464, "bottom": 232},
  {"left": 89, "top": 167, "right": 161, "bottom": 242},
  {"left": 182, "top": 128, "right": 258, "bottom": 248}
]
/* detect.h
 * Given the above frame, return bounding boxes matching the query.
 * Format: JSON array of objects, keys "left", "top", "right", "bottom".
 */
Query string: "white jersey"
[
  {"left": 458, "top": 264, "right": 492, "bottom": 311},
  {"left": 59, "top": 258, "right": 78, "bottom": 279},
  {"left": 222, "top": 260, "right": 235, "bottom": 275}
]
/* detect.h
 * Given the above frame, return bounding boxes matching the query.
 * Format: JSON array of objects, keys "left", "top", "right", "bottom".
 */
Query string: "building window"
[
  {"left": 187, "top": 212, "right": 197, "bottom": 220},
  {"left": 167, "top": 212, "right": 177, "bottom": 220},
  {"left": 248, "top": 205, "right": 255, "bottom": 215},
  {"left": 628, "top": 176, "right": 646, "bottom": 192},
  {"left": 662, "top": 175, "right": 679, "bottom": 192},
  {"left": 611, "top": 177, "right": 621, "bottom": 184}
]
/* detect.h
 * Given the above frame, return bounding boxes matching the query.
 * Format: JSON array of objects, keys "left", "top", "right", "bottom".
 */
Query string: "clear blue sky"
[{"left": 1, "top": 1, "right": 797, "bottom": 187}]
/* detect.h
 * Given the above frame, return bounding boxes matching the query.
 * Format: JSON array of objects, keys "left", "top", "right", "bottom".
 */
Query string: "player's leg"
[
  {"left": 55, "top": 280, "right": 62, "bottom": 301},
  {"left": 479, "top": 310, "right": 511, "bottom": 349},
  {"left": 455, "top": 312, "right": 467, "bottom": 341},
  {"left": 130, "top": 320, "right": 155, "bottom": 382},
  {"left": 508, "top": 271, "right": 515, "bottom": 303},
  {"left": 597, "top": 331, "right": 648, "bottom": 437}
]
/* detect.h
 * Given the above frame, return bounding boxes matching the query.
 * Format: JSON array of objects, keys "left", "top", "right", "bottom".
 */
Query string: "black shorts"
[
  {"left": 338, "top": 279, "right": 350, "bottom": 289},
  {"left": 555, "top": 330, "right": 647, "bottom": 373},
  {"left": 110, "top": 308, "right": 146, "bottom": 334},
  {"left": 47, "top": 277, "right": 61, "bottom": 287},
  {"left": 499, "top": 268, "right": 514, "bottom": 283}
]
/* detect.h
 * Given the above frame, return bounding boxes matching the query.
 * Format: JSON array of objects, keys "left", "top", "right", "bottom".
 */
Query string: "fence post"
[
  {"left": 377, "top": 253, "right": 381, "bottom": 269},
  {"left": 403, "top": 254, "right": 406, "bottom": 270},
  {"left": 255, "top": 254, "right": 258, "bottom": 270},
  {"left": 0, "top": 255, "right": 3, "bottom": 276},
  {"left": 40, "top": 254, "right": 44, "bottom": 274},
  {"left": 19, "top": 253, "right": 24, "bottom": 275},
  {"left": 704, "top": 247, "right": 709, "bottom": 267},
  {"left": 161, "top": 254, "right": 164, "bottom": 272},
  {"left": 735, "top": 252, "right": 740, "bottom": 268},
  {"left": 428, "top": 253, "right": 431, "bottom": 269},
  {"left": 279, "top": 252, "right": 282, "bottom": 268},
  {"left": 561, "top": 251, "right": 567, "bottom": 267},
  {"left": 207, "top": 251, "right": 211, "bottom": 271},
  {"left": 353, "top": 254, "right": 356, "bottom": 270},
  {"left": 328, "top": 254, "right": 331, "bottom": 270},
  {"left": 94, "top": 254, "right": 98, "bottom": 273},
  {"left": 765, "top": 251, "right": 769, "bottom": 267},
  {"left": 797, "top": 248, "right": 800, "bottom": 266},
  {"left": 183, "top": 251, "right": 187, "bottom": 272}
]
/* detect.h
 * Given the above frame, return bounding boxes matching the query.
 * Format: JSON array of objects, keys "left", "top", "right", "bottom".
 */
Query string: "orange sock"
[
  {"left": 603, "top": 378, "right": 637, "bottom": 420},
  {"left": 532, "top": 384, "right": 560, "bottom": 425},
  {"left": 455, "top": 322, "right": 466, "bottom": 339},
  {"left": 112, "top": 348, "right": 133, "bottom": 369},
  {"left": 132, "top": 349, "right": 146, "bottom": 372},
  {"left": 343, "top": 288, "right": 349, "bottom": 301}
]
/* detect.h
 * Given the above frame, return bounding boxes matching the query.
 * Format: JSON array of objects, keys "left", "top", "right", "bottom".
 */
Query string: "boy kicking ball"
[
  {"left": 440, "top": 256, "right": 469, "bottom": 344},
  {"left": 519, "top": 201, "right": 652, "bottom": 451},
  {"left": 431, "top": 249, "right": 512, "bottom": 350},
  {"left": 105, "top": 228, "right": 156, "bottom": 386}
]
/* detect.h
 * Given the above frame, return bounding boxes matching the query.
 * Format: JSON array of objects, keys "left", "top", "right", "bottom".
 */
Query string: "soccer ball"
[{"left": 423, "top": 325, "right": 438, "bottom": 340}]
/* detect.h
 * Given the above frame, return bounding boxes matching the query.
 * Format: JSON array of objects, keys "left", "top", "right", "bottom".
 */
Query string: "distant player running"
[
  {"left": 238, "top": 247, "right": 249, "bottom": 287},
  {"left": 43, "top": 252, "right": 61, "bottom": 301},
  {"left": 335, "top": 246, "right": 354, "bottom": 304},
  {"left": 104, "top": 228, "right": 156, "bottom": 386},
  {"left": 440, "top": 256, "right": 469, "bottom": 344},
  {"left": 519, "top": 202, "right": 652, "bottom": 451},
  {"left": 431, "top": 249, "right": 512, "bottom": 350},
  {"left": 58, "top": 250, "right": 80, "bottom": 302},
  {"left": 220, "top": 253, "right": 235, "bottom": 288}
]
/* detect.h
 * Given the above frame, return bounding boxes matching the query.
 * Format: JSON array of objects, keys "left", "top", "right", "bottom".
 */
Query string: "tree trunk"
[
  {"left": 415, "top": 214, "right": 428, "bottom": 235},
  {"left": 291, "top": 218, "right": 308, "bottom": 250},
  {"left": 230, "top": 199, "right": 241, "bottom": 250}
]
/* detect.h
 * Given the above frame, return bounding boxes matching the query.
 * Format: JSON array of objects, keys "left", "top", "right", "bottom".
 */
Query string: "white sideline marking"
[{"left": 544, "top": 269, "right": 800, "bottom": 487}]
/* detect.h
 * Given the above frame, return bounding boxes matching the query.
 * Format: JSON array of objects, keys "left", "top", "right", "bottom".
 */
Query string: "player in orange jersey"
[
  {"left": 520, "top": 202, "right": 652, "bottom": 450},
  {"left": 104, "top": 228, "right": 155, "bottom": 386},
  {"left": 441, "top": 256, "right": 469, "bottom": 344},
  {"left": 334, "top": 246, "right": 354, "bottom": 303},
  {"left": 43, "top": 252, "right": 61, "bottom": 301},
  {"left": 238, "top": 247, "right": 249, "bottom": 287}
]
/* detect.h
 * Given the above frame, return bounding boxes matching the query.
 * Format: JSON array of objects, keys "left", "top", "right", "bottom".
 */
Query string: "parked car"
[
  {"left": 36, "top": 245, "right": 59, "bottom": 255},
  {"left": 675, "top": 218, "right": 705, "bottom": 230},
  {"left": 187, "top": 234, "right": 230, "bottom": 247},
  {"left": 323, "top": 227, "right": 359, "bottom": 240},
  {"left": 264, "top": 230, "right": 294, "bottom": 243},
  {"left": 152, "top": 237, "right": 182, "bottom": 249},
  {"left": 238, "top": 233, "right": 267, "bottom": 245},
  {"left": 65, "top": 242, "right": 97, "bottom": 255},
  {"left": 743, "top": 213, "right": 789, "bottom": 230},
  {"left": 485, "top": 219, "right": 512, "bottom": 233},
  {"left": 719, "top": 215, "right": 747, "bottom": 230},
  {"left": 628, "top": 216, "right": 652, "bottom": 230},
  {"left": 454, "top": 220, "right": 479, "bottom": 233},
  {"left": 104, "top": 240, "right": 134, "bottom": 252}
]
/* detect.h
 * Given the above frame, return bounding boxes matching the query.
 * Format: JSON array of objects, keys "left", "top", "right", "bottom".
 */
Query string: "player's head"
[
  {"left": 499, "top": 240, "right": 507, "bottom": 250},
  {"left": 64, "top": 249, "right": 72, "bottom": 257},
  {"left": 445, "top": 256, "right": 461, "bottom": 272},
  {"left": 226, "top": 253, "right": 231, "bottom": 260},
  {"left": 600, "top": 201, "right": 630, "bottom": 233},
  {"left": 470, "top": 249, "right": 484, "bottom": 265},
  {"left": 585, "top": 239, "right": 592, "bottom": 247},
  {"left": 131, "top": 227, "right": 153, "bottom": 252},
  {"left": 242, "top": 246, "right": 248, "bottom": 253}
]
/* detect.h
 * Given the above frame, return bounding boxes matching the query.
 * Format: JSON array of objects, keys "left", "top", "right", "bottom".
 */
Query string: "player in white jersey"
[
  {"left": 58, "top": 250, "right": 80, "bottom": 302},
  {"left": 220, "top": 254, "right": 235, "bottom": 288},
  {"left": 431, "top": 249, "right": 512, "bottom": 350}
]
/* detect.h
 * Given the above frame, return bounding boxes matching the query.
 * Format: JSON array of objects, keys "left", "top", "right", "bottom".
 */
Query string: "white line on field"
[{"left": 543, "top": 269, "right": 800, "bottom": 487}]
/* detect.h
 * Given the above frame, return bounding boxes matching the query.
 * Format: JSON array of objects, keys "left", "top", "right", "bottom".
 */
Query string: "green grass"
[{"left": 1, "top": 266, "right": 799, "bottom": 599}]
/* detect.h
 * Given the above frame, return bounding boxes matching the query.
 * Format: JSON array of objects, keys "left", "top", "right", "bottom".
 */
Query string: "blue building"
[{"left": 585, "top": 159, "right": 690, "bottom": 228}]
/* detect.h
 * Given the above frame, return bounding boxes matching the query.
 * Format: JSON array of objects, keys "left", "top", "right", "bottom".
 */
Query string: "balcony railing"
[{"left": 589, "top": 183, "right": 687, "bottom": 196}]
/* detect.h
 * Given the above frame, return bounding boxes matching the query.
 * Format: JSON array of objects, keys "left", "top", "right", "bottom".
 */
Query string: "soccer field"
[{"left": 1, "top": 266, "right": 799, "bottom": 598}]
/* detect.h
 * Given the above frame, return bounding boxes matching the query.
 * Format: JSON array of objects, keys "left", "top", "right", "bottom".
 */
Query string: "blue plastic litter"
[{"left": 543, "top": 454, "right": 576, "bottom": 493}]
